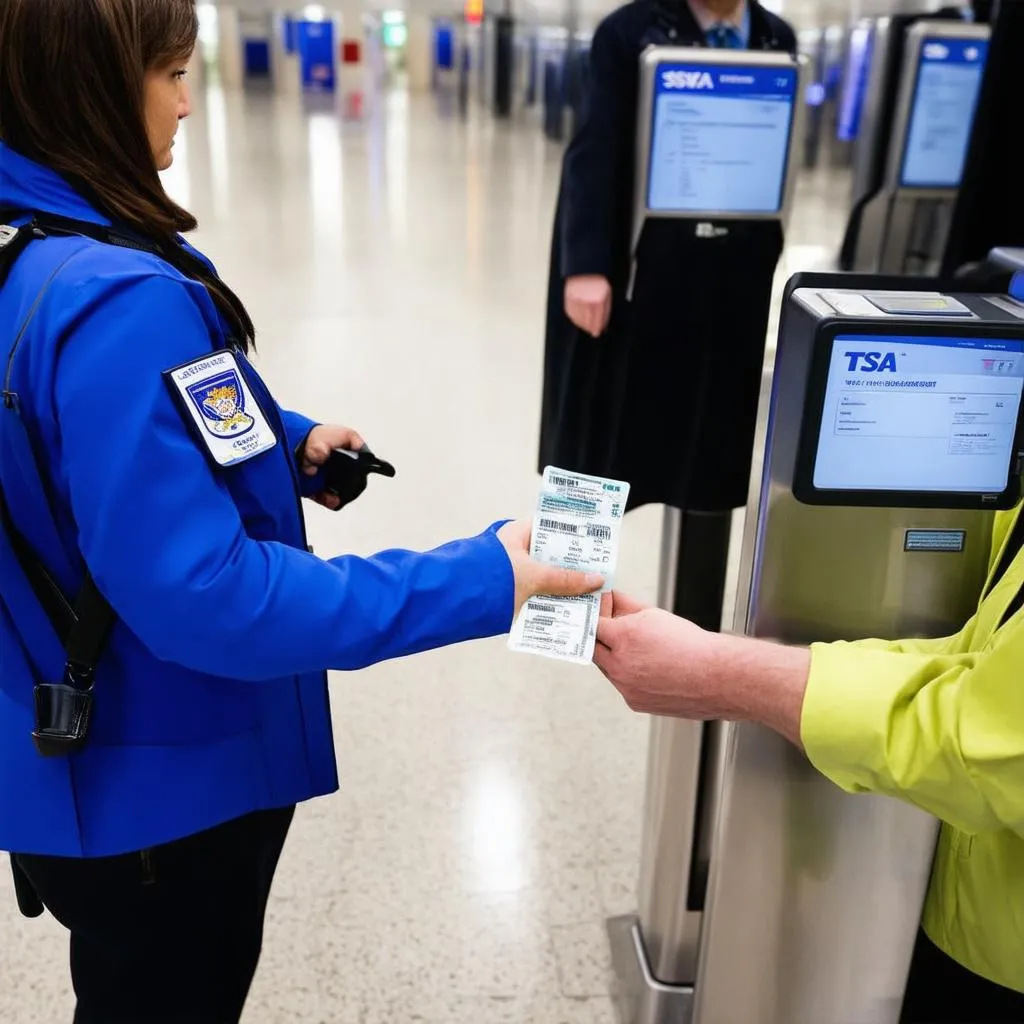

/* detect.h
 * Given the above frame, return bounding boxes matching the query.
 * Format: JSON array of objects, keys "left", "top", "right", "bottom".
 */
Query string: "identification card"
[
  {"left": 509, "top": 466, "right": 629, "bottom": 665},
  {"left": 164, "top": 350, "right": 277, "bottom": 468}
]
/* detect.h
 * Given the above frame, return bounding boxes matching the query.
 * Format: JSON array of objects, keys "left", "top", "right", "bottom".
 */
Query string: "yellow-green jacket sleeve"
[{"left": 801, "top": 629, "right": 1024, "bottom": 838}]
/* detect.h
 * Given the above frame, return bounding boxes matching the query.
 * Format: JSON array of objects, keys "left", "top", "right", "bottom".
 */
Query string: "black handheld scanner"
[{"left": 322, "top": 445, "right": 396, "bottom": 507}]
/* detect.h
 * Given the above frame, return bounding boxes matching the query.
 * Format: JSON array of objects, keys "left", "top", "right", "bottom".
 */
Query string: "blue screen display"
[
  {"left": 815, "top": 335, "right": 1024, "bottom": 493},
  {"left": 900, "top": 37, "right": 989, "bottom": 189},
  {"left": 647, "top": 63, "right": 798, "bottom": 214},
  {"left": 836, "top": 25, "right": 873, "bottom": 142}
]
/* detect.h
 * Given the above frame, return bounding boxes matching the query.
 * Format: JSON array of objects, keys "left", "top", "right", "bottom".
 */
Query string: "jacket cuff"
[
  {"left": 560, "top": 228, "right": 613, "bottom": 281},
  {"left": 280, "top": 410, "right": 324, "bottom": 498},
  {"left": 800, "top": 642, "right": 906, "bottom": 794},
  {"left": 483, "top": 520, "right": 516, "bottom": 630},
  {"left": 451, "top": 522, "right": 516, "bottom": 637}
]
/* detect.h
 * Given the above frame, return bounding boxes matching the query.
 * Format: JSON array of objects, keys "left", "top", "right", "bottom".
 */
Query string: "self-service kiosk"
[
  {"left": 610, "top": 275, "right": 1024, "bottom": 1024},
  {"left": 847, "top": 20, "right": 990, "bottom": 275},
  {"left": 630, "top": 47, "right": 805, "bottom": 274}
]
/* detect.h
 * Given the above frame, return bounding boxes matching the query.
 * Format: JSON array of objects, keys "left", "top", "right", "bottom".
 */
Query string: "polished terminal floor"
[{"left": 0, "top": 76, "right": 848, "bottom": 1023}]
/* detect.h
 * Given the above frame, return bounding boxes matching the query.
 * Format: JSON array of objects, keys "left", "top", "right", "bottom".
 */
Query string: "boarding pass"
[{"left": 509, "top": 466, "right": 630, "bottom": 664}]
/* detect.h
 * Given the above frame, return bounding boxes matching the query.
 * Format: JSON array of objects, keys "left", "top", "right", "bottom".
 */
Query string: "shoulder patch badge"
[{"left": 164, "top": 350, "right": 277, "bottom": 467}]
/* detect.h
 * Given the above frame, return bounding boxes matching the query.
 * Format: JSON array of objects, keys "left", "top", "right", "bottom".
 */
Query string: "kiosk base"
[{"left": 607, "top": 915, "right": 694, "bottom": 1024}]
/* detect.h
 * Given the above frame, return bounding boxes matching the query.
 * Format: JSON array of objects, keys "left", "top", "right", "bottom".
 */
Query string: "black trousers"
[
  {"left": 901, "top": 929, "right": 1024, "bottom": 1023},
  {"left": 12, "top": 805, "right": 295, "bottom": 1024}
]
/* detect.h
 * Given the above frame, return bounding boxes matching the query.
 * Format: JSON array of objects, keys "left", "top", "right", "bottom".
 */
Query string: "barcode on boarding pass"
[
  {"left": 538, "top": 518, "right": 578, "bottom": 535},
  {"left": 586, "top": 525, "right": 612, "bottom": 540}
]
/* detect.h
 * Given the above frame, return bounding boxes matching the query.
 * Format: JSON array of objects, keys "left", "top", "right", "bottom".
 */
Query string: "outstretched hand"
[{"left": 497, "top": 520, "right": 605, "bottom": 619}]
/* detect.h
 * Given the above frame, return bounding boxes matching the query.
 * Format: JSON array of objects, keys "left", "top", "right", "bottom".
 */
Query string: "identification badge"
[
  {"left": 164, "top": 350, "right": 277, "bottom": 467},
  {"left": 509, "top": 466, "right": 630, "bottom": 665}
]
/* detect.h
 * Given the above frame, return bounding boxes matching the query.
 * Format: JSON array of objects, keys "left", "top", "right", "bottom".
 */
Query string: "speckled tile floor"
[{"left": 0, "top": 67, "right": 847, "bottom": 1023}]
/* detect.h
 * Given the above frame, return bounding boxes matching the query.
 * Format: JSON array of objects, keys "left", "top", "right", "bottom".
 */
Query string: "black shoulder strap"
[
  {"left": 0, "top": 481, "right": 77, "bottom": 645},
  {"left": 0, "top": 208, "right": 118, "bottom": 747}
]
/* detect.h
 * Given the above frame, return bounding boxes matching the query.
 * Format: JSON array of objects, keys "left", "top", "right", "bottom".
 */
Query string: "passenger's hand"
[
  {"left": 564, "top": 275, "right": 612, "bottom": 338},
  {"left": 596, "top": 591, "right": 812, "bottom": 744},
  {"left": 497, "top": 520, "right": 604, "bottom": 619},
  {"left": 595, "top": 591, "right": 717, "bottom": 718},
  {"left": 301, "top": 424, "right": 366, "bottom": 510}
]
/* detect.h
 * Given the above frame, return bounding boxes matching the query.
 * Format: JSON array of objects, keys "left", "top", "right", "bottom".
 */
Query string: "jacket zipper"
[{"left": 235, "top": 353, "right": 331, "bottom": 770}]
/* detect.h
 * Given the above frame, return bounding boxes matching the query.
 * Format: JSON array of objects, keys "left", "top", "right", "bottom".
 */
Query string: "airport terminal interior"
[{"left": 1, "top": 0, "right": 1020, "bottom": 1020}]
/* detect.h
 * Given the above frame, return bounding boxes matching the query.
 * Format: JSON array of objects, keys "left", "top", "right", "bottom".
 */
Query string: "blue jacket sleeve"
[
  {"left": 276, "top": 406, "right": 325, "bottom": 498},
  {"left": 53, "top": 274, "right": 515, "bottom": 681}
]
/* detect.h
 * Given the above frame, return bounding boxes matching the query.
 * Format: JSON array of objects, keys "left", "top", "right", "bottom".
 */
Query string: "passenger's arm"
[
  {"left": 559, "top": 20, "right": 631, "bottom": 281},
  {"left": 595, "top": 596, "right": 1024, "bottom": 837},
  {"left": 54, "top": 276, "right": 515, "bottom": 680},
  {"left": 801, "top": 636, "right": 1024, "bottom": 837}
]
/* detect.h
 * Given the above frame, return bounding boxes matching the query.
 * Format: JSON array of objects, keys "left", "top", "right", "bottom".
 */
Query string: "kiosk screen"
[
  {"left": 647, "top": 62, "right": 798, "bottom": 214},
  {"left": 813, "top": 334, "right": 1024, "bottom": 494},
  {"left": 900, "top": 37, "right": 989, "bottom": 189}
]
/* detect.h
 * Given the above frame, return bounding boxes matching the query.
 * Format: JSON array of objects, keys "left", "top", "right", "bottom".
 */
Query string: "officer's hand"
[
  {"left": 301, "top": 424, "right": 366, "bottom": 511},
  {"left": 564, "top": 275, "right": 612, "bottom": 338},
  {"left": 497, "top": 520, "right": 604, "bottom": 619}
]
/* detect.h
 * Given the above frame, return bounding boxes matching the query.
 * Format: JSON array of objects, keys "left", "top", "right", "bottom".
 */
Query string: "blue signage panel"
[
  {"left": 283, "top": 15, "right": 297, "bottom": 54},
  {"left": 647, "top": 62, "right": 798, "bottom": 214},
  {"left": 435, "top": 25, "right": 454, "bottom": 70},
  {"left": 900, "top": 36, "right": 989, "bottom": 189},
  {"left": 244, "top": 39, "right": 271, "bottom": 77},
  {"left": 297, "top": 19, "right": 336, "bottom": 93},
  {"left": 836, "top": 25, "right": 873, "bottom": 142},
  {"left": 814, "top": 334, "right": 1024, "bottom": 494}
]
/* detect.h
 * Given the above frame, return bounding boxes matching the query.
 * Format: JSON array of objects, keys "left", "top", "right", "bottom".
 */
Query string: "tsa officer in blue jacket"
[{"left": 0, "top": 2, "right": 602, "bottom": 1021}]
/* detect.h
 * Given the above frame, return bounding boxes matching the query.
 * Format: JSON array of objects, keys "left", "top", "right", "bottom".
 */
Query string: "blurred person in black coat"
[{"left": 539, "top": 0, "right": 798, "bottom": 512}]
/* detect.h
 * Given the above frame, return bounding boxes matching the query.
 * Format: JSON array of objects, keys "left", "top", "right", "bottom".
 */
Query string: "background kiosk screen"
[
  {"left": 813, "top": 335, "right": 1024, "bottom": 494},
  {"left": 900, "top": 37, "right": 989, "bottom": 189},
  {"left": 837, "top": 25, "right": 873, "bottom": 142},
  {"left": 647, "top": 63, "right": 798, "bottom": 214}
]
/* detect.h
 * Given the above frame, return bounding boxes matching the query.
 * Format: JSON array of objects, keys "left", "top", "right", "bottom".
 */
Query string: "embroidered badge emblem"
[
  {"left": 187, "top": 370, "right": 256, "bottom": 437},
  {"left": 164, "top": 350, "right": 277, "bottom": 468}
]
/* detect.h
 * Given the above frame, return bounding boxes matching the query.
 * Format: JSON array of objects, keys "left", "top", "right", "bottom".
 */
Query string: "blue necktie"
[{"left": 707, "top": 23, "right": 742, "bottom": 48}]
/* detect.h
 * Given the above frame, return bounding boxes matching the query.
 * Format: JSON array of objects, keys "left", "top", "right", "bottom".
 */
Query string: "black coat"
[{"left": 539, "top": 0, "right": 798, "bottom": 512}]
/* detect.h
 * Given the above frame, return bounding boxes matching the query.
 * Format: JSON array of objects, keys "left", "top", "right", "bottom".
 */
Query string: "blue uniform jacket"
[{"left": 0, "top": 144, "right": 515, "bottom": 857}]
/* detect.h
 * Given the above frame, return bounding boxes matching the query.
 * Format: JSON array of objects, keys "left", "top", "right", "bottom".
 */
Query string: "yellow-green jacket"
[{"left": 802, "top": 507, "right": 1024, "bottom": 993}]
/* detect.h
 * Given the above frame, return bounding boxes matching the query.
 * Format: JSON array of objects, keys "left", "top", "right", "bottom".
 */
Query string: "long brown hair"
[{"left": 0, "top": 0, "right": 255, "bottom": 348}]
